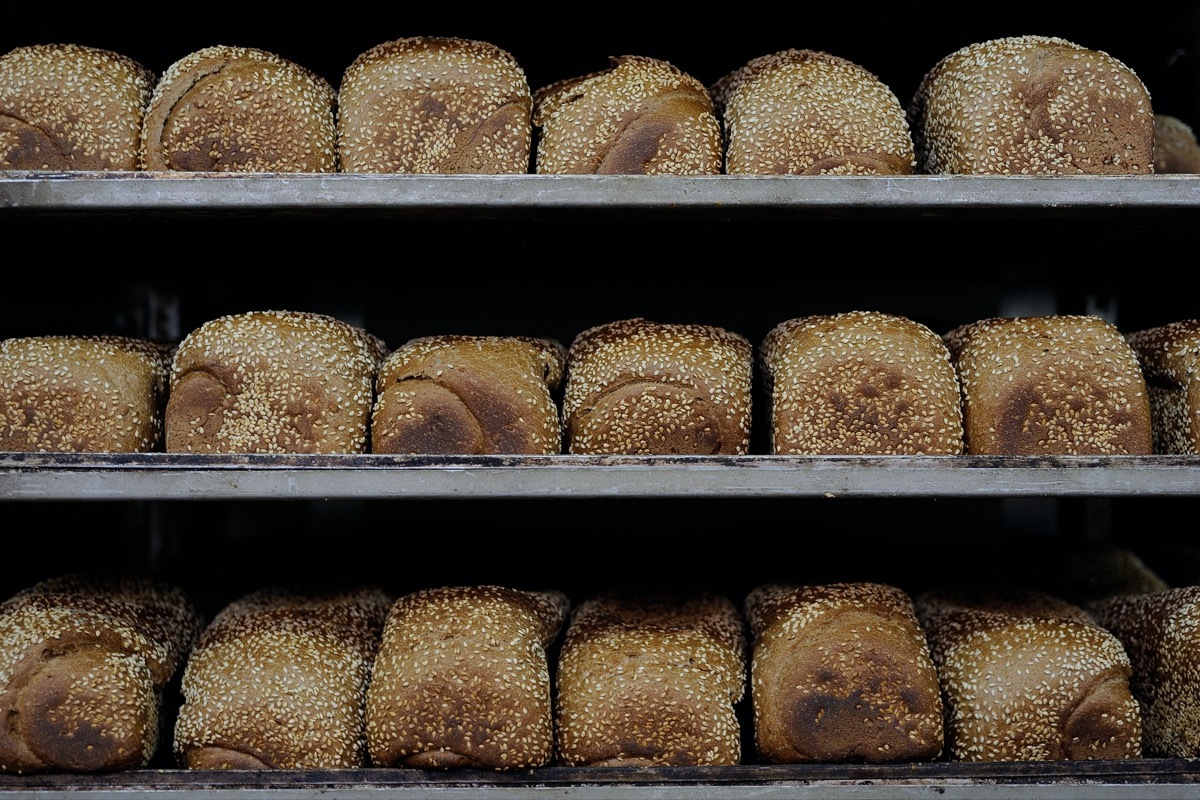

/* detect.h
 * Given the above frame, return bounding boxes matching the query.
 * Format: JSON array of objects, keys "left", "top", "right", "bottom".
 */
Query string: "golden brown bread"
[
  {"left": 0, "top": 335, "right": 172, "bottom": 452},
  {"left": 0, "top": 575, "right": 203, "bottom": 774},
  {"left": 370, "top": 335, "right": 565, "bottom": 454},
  {"left": 0, "top": 43, "right": 153, "bottom": 170},
  {"left": 338, "top": 36, "right": 532, "bottom": 174},
  {"left": 760, "top": 312, "right": 964, "bottom": 455},
  {"left": 916, "top": 588, "right": 1142, "bottom": 762},
  {"left": 943, "top": 315, "right": 1152, "bottom": 455},
  {"left": 365, "top": 585, "right": 569, "bottom": 770},
  {"left": 555, "top": 592, "right": 746, "bottom": 767},
  {"left": 1125, "top": 319, "right": 1200, "bottom": 453},
  {"left": 711, "top": 49, "right": 914, "bottom": 175},
  {"left": 173, "top": 586, "right": 391, "bottom": 769},
  {"left": 745, "top": 582, "right": 943, "bottom": 763},
  {"left": 1090, "top": 587, "right": 1200, "bottom": 757},
  {"left": 533, "top": 55, "right": 722, "bottom": 175},
  {"left": 165, "top": 310, "right": 386, "bottom": 454},
  {"left": 1153, "top": 114, "right": 1200, "bottom": 173},
  {"left": 909, "top": 35, "right": 1154, "bottom": 175},
  {"left": 563, "top": 318, "right": 753, "bottom": 454},
  {"left": 140, "top": 45, "right": 337, "bottom": 172}
]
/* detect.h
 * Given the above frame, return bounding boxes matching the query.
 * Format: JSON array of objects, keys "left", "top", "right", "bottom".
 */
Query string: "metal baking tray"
[
  {"left": 3, "top": 172, "right": 1200, "bottom": 218},
  {"left": 1, "top": 761, "right": 1198, "bottom": 799},
  {"left": 2, "top": 453, "right": 1199, "bottom": 500}
]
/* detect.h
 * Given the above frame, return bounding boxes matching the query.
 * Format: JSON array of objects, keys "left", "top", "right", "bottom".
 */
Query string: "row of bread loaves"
[
  {"left": 2, "top": 34, "right": 1187, "bottom": 175},
  {"left": 13, "top": 575, "right": 1200, "bottom": 773},
  {"left": 3, "top": 311, "right": 1198, "bottom": 456}
]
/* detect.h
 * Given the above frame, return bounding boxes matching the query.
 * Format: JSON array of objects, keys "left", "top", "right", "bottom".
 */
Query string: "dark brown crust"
[
  {"left": 140, "top": 45, "right": 336, "bottom": 173},
  {"left": 1126, "top": 319, "right": 1200, "bottom": 454},
  {"left": 0, "top": 576, "right": 203, "bottom": 774},
  {"left": 370, "top": 335, "right": 565, "bottom": 455},
  {"left": 1153, "top": 114, "right": 1200, "bottom": 173},
  {"left": 338, "top": 36, "right": 532, "bottom": 174},
  {"left": 745, "top": 583, "right": 943, "bottom": 764},
  {"left": 0, "top": 44, "right": 154, "bottom": 170},
  {"left": 944, "top": 316, "right": 1152, "bottom": 455},
  {"left": 916, "top": 589, "right": 1142, "bottom": 762},
  {"left": 366, "top": 586, "right": 569, "bottom": 771}
]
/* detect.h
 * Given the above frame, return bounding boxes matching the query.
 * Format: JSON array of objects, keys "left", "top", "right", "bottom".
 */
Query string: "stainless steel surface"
[
  {"left": 2, "top": 173, "right": 1200, "bottom": 217},
  {"left": 2, "top": 762, "right": 1198, "bottom": 800},
  {"left": 2, "top": 453, "right": 1199, "bottom": 500}
]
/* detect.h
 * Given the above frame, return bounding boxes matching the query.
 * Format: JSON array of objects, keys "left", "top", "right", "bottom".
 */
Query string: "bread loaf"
[
  {"left": 915, "top": 588, "right": 1142, "bottom": 761},
  {"left": 1, "top": 43, "right": 153, "bottom": 170},
  {"left": 370, "top": 335, "right": 565, "bottom": 454},
  {"left": 1125, "top": 319, "right": 1200, "bottom": 453},
  {"left": 165, "top": 310, "right": 386, "bottom": 454},
  {"left": 140, "top": 45, "right": 336, "bottom": 172},
  {"left": 1090, "top": 587, "right": 1200, "bottom": 757},
  {"left": 174, "top": 586, "right": 391, "bottom": 769},
  {"left": 1153, "top": 114, "right": 1200, "bottom": 173},
  {"left": 909, "top": 35, "right": 1154, "bottom": 175},
  {"left": 533, "top": 55, "right": 722, "bottom": 175},
  {"left": 943, "top": 315, "right": 1152, "bottom": 455},
  {"left": 759, "top": 312, "right": 963, "bottom": 454},
  {"left": 745, "top": 582, "right": 943, "bottom": 763},
  {"left": 0, "top": 575, "right": 203, "bottom": 774},
  {"left": 563, "top": 318, "right": 753, "bottom": 454},
  {"left": 365, "top": 586, "right": 569, "bottom": 770},
  {"left": 0, "top": 335, "right": 172, "bottom": 452},
  {"left": 711, "top": 49, "right": 914, "bottom": 175},
  {"left": 555, "top": 592, "right": 746, "bottom": 767},
  {"left": 338, "top": 36, "right": 532, "bottom": 174}
]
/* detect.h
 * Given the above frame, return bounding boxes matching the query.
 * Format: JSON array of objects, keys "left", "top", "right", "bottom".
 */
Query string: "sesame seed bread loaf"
[
  {"left": 1153, "top": 114, "right": 1200, "bottom": 173},
  {"left": 909, "top": 35, "right": 1154, "bottom": 175},
  {"left": 745, "top": 583, "right": 943, "bottom": 763},
  {"left": 0, "top": 575, "right": 203, "bottom": 774},
  {"left": 555, "top": 592, "right": 746, "bottom": 767},
  {"left": 943, "top": 315, "right": 1152, "bottom": 455},
  {"left": 915, "top": 588, "right": 1142, "bottom": 762},
  {"left": 711, "top": 50, "right": 914, "bottom": 175},
  {"left": 533, "top": 55, "right": 722, "bottom": 175},
  {"left": 365, "top": 586, "right": 569, "bottom": 770},
  {"left": 0, "top": 43, "right": 154, "bottom": 170},
  {"left": 0, "top": 335, "right": 172, "bottom": 452},
  {"left": 563, "top": 318, "right": 753, "bottom": 455},
  {"left": 370, "top": 335, "right": 565, "bottom": 454},
  {"left": 165, "top": 310, "right": 386, "bottom": 454},
  {"left": 1125, "top": 319, "right": 1200, "bottom": 453},
  {"left": 174, "top": 587, "right": 391, "bottom": 769},
  {"left": 338, "top": 36, "right": 533, "bottom": 174},
  {"left": 140, "top": 45, "right": 337, "bottom": 172},
  {"left": 1090, "top": 587, "right": 1200, "bottom": 757},
  {"left": 760, "top": 312, "right": 964, "bottom": 455}
]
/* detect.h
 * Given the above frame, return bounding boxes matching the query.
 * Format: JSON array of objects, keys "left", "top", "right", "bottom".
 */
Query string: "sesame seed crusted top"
[
  {"left": 140, "top": 45, "right": 337, "bottom": 173},
  {"left": 174, "top": 586, "right": 392, "bottom": 770},
  {"left": 944, "top": 315, "right": 1152, "bottom": 455},
  {"left": 759, "top": 312, "right": 964, "bottom": 455},
  {"left": 533, "top": 55, "right": 722, "bottom": 175},
  {"left": 556, "top": 592, "right": 746, "bottom": 767},
  {"left": 712, "top": 49, "right": 915, "bottom": 175},
  {"left": 166, "top": 310, "right": 387, "bottom": 454},
  {"left": 0, "top": 335, "right": 172, "bottom": 453},
  {"left": 1090, "top": 586, "right": 1200, "bottom": 758},
  {"left": 563, "top": 318, "right": 753, "bottom": 455},
  {"left": 916, "top": 588, "right": 1141, "bottom": 762},
  {"left": 909, "top": 34, "right": 1153, "bottom": 175},
  {"left": 338, "top": 36, "right": 532, "bottom": 174},
  {"left": 366, "top": 585, "right": 569, "bottom": 770},
  {"left": 0, "top": 43, "right": 154, "bottom": 170},
  {"left": 1126, "top": 319, "right": 1200, "bottom": 454}
]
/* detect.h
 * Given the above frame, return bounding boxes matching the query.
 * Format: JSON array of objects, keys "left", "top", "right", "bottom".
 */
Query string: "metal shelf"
[
  {"left": 2, "top": 173, "right": 1200, "bottom": 219},
  {"left": 1, "top": 453, "right": 1199, "bottom": 501},
  {"left": 1, "top": 761, "right": 1198, "bottom": 800}
]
